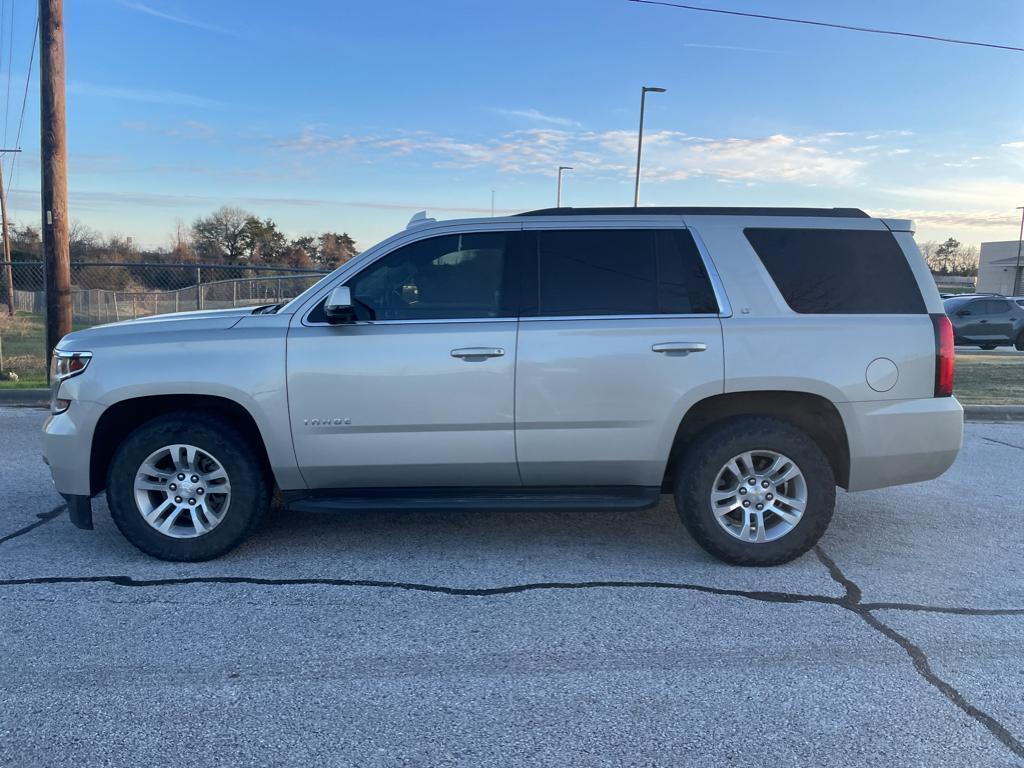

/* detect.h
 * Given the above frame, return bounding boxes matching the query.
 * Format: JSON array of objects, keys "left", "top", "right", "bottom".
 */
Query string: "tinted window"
[
  {"left": 313, "top": 232, "right": 514, "bottom": 321},
  {"left": 521, "top": 229, "right": 718, "bottom": 316},
  {"left": 744, "top": 228, "right": 926, "bottom": 314},
  {"left": 982, "top": 299, "right": 1010, "bottom": 314}
]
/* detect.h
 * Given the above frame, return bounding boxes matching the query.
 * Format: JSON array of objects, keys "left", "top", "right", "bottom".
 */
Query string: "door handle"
[
  {"left": 652, "top": 342, "right": 707, "bottom": 355},
  {"left": 451, "top": 347, "right": 505, "bottom": 359}
]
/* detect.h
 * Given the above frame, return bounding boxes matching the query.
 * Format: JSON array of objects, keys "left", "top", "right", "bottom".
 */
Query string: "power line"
[
  {"left": 3, "top": 0, "right": 13, "bottom": 148},
  {"left": 629, "top": 0, "right": 1024, "bottom": 53},
  {"left": 7, "top": 11, "right": 38, "bottom": 199}
]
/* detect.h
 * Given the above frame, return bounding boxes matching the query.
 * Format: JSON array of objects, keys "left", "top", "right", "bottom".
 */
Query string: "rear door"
[{"left": 514, "top": 221, "right": 726, "bottom": 488}]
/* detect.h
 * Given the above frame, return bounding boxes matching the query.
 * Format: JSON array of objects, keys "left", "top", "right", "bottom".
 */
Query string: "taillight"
[{"left": 931, "top": 313, "right": 954, "bottom": 397}]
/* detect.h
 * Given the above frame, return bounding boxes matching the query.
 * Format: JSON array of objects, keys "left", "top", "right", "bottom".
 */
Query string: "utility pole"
[
  {"left": 40, "top": 0, "right": 71, "bottom": 370},
  {"left": 556, "top": 166, "right": 573, "bottom": 207},
  {"left": 0, "top": 149, "right": 21, "bottom": 317},
  {"left": 1014, "top": 207, "right": 1024, "bottom": 296}
]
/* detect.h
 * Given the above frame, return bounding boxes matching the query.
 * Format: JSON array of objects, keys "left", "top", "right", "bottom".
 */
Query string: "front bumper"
[
  {"left": 42, "top": 398, "right": 103, "bottom": 498},
  {"left": 837, "top": 397, "right": 964, "bottom": 492}
]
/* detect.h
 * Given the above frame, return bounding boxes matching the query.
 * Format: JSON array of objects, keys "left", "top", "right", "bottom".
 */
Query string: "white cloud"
[
  {"left": 682, "top": 42, "right": 781, "bottom": 54},
  {"left": 490, "top": 108, "right": 581, "bottom": 127},
  {"left": 118, "top": 1, "right": 238, "bottom": 36},
  {"left": 123, "top": 119, "right": 216, "bottom": 139},
  {"left": 869, "top": 208, "right": 1020, "bottom": 230},
  {"left": 70, "top": 81, "right": 220, "bottom": 108},
  {"left": 639, "top": 132, "right": 863, "bottom": 183},
  {"left": 883, "top": 178, "right": 1024, "bottom": 210},
  {"left": 271, "top": 126, "right": 867, "bottom": 186}
]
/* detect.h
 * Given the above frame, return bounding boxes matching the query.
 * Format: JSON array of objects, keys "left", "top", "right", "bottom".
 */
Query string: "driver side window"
[{"left": 343, "top": 232, "right": 514, "bottom": 321}]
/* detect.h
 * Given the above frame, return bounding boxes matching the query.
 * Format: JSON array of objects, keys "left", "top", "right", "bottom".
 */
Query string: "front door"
[{"left": 287, "top": 230, "right": 520, "bottom": 488}]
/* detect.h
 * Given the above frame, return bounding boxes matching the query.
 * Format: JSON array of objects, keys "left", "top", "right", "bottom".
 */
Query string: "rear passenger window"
[
  {"left": 521, "top": 229, "right": 718, "bottom": 316},
  {"left": 744, "top": 228, "right": 926, "bottom": 314}
]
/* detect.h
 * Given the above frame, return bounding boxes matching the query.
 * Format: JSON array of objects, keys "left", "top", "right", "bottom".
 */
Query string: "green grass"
[{"left": 953, "top": 354, "right": 1024, "bottom": 405}]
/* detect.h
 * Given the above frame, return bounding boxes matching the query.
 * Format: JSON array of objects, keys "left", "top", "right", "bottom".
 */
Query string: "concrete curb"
[
  {"left": 0, "top": 388, "right": 50, "bottom": 407},
  {"left": 0, "top": 391, "right": 49, "bottom": 409},
  {"left": 962, "top": 404, "right": 1024, "bottom": 421},
  {"left": 3, "top": 388, "right": 1024, "bottom": 421}
]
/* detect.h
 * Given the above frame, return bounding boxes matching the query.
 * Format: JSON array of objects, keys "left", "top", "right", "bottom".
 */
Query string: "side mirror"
[{"left": 324, "top": 285, "right": 355, "bottom": 324}]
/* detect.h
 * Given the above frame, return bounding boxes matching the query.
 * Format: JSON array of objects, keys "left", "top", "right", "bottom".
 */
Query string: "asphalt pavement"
[{"left": 1, "top": 406, "right": 1023, "bottom": 767}]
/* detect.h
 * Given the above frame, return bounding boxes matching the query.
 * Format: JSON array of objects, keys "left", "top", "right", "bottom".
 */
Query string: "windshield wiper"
[{"left": 252, "top": 302, "right": 286, "bottom": 315}]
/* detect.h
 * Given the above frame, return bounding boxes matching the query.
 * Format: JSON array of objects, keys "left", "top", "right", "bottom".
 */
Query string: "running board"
[{"left": 285, "top": 486, "right": 662, "bottom": 513}]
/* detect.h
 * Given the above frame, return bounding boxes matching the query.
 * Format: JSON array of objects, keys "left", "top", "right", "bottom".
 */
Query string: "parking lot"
[{"left": 1, "top": 406, "right": 1023, "bottom": 767}]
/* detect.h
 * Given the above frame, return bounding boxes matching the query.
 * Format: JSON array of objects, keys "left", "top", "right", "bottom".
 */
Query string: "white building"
[{"left": 976, "top": 240, "right": 1024, "bottom": 296}]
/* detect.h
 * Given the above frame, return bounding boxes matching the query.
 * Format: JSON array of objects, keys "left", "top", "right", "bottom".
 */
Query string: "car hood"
[{"left": 56, "top": 306, "right": 257, "bottom": 351}]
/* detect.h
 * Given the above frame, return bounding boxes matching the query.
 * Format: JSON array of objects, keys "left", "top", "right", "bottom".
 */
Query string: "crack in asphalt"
[
  {"left": 0, "top": 573, "right": 845, "bottom": 605},
  {"left": 983, "top": 436, "right": 1024, "bottom": 452},
  {"left": 814, "top": 547, "right": 1024, "bottom": 761},
  {"left": 0, "top": 504, "right": 66, "bottom": 546},
  {"left": 1, "top": 509, "right": 1022, "bottom": 759}
]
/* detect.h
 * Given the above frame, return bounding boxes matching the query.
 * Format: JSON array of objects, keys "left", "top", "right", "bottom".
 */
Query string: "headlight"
[{"left": 50, "top": 350, "right": 92, "bottom": 414}]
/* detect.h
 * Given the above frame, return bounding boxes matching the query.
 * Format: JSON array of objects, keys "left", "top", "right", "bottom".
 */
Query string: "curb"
[
  {"left": 962, "top": 404, "right": 1024, "bottom": 421},
  {"left": 0, "top": 388, "right": 50, "bottom": 407},
  {"left": 3, "top": 388, "right": 1024, "bottom": 421}
]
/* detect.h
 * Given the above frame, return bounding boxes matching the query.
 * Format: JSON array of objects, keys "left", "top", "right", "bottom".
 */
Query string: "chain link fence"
[{"left": 0, "top": 260, "right": 329, "bottom": 385}]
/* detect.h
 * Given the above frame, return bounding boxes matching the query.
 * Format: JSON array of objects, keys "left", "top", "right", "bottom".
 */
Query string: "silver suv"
[{"left": 43, "top": 207, "right": 964, "bottom": 565}]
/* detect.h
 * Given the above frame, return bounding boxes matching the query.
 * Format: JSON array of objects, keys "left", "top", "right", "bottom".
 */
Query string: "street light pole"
[
  {"left": 633, "top": 86, "right": 666, "bottom": 207},
  {"left": 556, "top": 166, "right": 573, "bottom": 207},
  {"left": 1014, "top": 207, "right": 1024, "bottom": 296}
]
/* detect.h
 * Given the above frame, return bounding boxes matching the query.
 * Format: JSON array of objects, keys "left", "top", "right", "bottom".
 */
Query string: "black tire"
[
  {"left": 1015, "top": 333, "right": 1024, "bottom": 352},
  {"left": 673, "top": 416, "right": 835, "bottom": 566},
  {"left": 106, "top": 411, "right": 270, "bottom": 561}
]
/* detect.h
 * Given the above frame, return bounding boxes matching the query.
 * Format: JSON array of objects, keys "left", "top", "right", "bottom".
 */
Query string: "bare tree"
[
  {"left": 170, "top": 218, "right": 196, "bottom": 263},
  {"left": 192, "top": 207, "right": 251, "bottom": 262},
  {"left": 919, "top": 240, "right": 940, "bottom": 273},
  {"left": 68, "top": 220, "right": 101, "bottom": 261}
]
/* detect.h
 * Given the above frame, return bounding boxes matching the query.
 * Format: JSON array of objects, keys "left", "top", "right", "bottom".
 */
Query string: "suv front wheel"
[
  {"left": 674, "top": 416, "right": 836, "bottom": 566},
  {"left": 106, "top": 412, "right": 270, "bottom": 561}
]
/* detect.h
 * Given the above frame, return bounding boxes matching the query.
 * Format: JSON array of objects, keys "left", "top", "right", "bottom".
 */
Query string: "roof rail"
[{"left": 516, "top": 206, "right": 870, "bottom": 218}]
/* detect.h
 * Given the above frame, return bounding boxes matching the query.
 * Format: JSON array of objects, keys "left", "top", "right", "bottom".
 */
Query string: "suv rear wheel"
[
  {"left": 674, "top": 416, "right": 835, "bottom": 566},
  {"left": 106, "top": 412, "right": 269, "bottom": 561}
]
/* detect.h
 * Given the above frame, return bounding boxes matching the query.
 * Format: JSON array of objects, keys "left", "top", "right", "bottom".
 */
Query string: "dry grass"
[
  {"left": 953, "top": 354, "right": 1024, "bottom": 405},
  {"left": 0, "top": 313, "right": 49, "bottom": 385}
]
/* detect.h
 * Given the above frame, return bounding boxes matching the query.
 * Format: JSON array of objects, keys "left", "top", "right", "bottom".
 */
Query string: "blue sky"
[{"left": 3, "top": 0, "right": 1023, "bottom": 250}]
